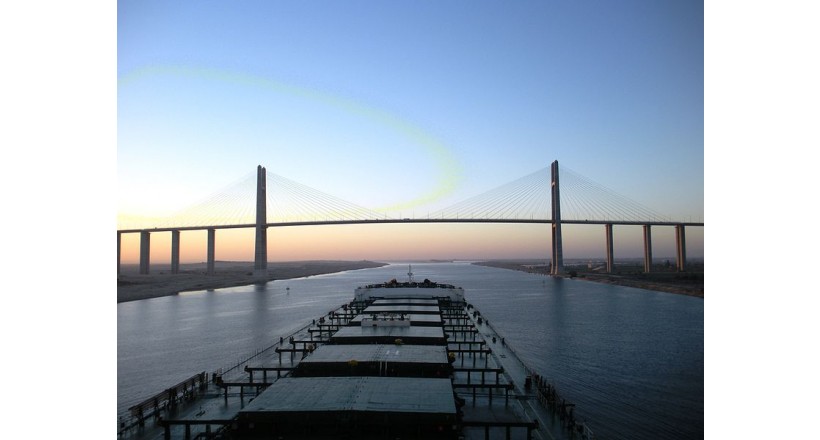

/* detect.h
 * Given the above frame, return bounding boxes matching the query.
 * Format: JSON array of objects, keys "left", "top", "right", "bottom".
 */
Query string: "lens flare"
[{"left": 119, "top": 65, "right": 463, "bottom": 213}]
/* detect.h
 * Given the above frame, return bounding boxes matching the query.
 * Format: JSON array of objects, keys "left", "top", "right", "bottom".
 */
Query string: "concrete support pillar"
[
  {"left": 207, "top": 228, "right": 215, "bottom": 275},
  {"left": 605, "top": 224, "right": 614, "bottom": 274},
  {"left": 550, "top": 160, "right": 564, "bottom": 275},
  {"left": 643, "top": 225, "right": 652, "bottom": 273},
  {"left": 117, "top": 232, "right": 122, "bottom": 275},
  {"left": 139, "top": 231, "right": 150, "bottom": 275},
  {"left": 254, "top": 165, "right": 268, "bottom": 277},
  {"left": 171, "top": 230, "right": 180, "bottom": 274},
  {"left": 675, "top": 224, "right": 687, "bottom": 272}
]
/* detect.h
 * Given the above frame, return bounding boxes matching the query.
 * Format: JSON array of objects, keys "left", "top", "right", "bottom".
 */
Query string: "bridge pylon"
[
  {"left": 675, "top": 224, "right": 686, "bottom": 272},
  {"left": 254, "top": 165, "right": 268, "bottom": 278},
  {"left": 550, "top": 160, "right": 564, "bottom": 275}
]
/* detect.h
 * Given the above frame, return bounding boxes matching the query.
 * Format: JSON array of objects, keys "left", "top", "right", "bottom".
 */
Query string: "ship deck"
[
  {"left": 350, "top": 313, "right": 444, "bottom": 326},
  {"left": 371, "top": 298, "right": 440, "bottom": 306},
  {"left": 238, "top": 376, "right": 456, "bottom": 415},
  {"left": 362, "top": 304, "right": 443, "bottom": 315},
  {"left": 329, "top": 324, "right": 446, "bottom": 345},
  {"left": 118, "top": 285, "right": 591, "bottom": 440}
]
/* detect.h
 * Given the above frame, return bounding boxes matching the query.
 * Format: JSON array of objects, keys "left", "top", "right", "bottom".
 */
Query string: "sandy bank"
[
  {"left": 474, "top": 260, "right": 704, "bottom": 298},
  {"left": 117, "top": 260, "right": 387, "bottom": 303}
]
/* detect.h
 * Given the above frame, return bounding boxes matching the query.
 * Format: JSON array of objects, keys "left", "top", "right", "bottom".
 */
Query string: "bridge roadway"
[
  {"left": 118, "top": 218, "right": 703, "bottom": 276},
  {"left": 117, "top": 217, "right": 704, "bottom": 234}
]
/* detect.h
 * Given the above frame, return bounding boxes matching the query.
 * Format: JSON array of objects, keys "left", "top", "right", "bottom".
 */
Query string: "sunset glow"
[{"left": 118, "top": 222, "right": 703, "bottom": 265}]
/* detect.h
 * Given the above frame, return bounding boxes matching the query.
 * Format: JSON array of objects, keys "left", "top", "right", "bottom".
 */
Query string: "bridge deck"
[{"left": 117, "top": 217, "right": 704, "bottom": 233}]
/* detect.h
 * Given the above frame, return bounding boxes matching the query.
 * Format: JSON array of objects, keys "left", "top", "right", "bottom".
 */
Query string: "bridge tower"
[
  {"left": 139, "top": 231, "right": 150, "bottom": 274},
  {"left": 254, "top": 165, "right": 268, "bottom": 277},
  {"left": 550, "top": 160, "right": 564, "bottom": 275},
  {"left": 675, "top": 224, "right": 686, "bottom": 272}
]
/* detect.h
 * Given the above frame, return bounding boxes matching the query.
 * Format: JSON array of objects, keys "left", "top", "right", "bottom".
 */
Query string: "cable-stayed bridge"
[{"left": 117, "top": 161, "right": 703, "bottom": 276}]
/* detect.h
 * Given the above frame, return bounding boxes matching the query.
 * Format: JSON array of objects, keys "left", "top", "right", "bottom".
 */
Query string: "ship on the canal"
[{"left": 118, "top": 272, "right": 595, "bottom": 439}]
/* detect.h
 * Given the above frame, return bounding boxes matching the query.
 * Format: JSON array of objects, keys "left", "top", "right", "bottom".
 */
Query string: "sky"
[{"left": 116, "top": 0, "right": 704, "bottom": 263}]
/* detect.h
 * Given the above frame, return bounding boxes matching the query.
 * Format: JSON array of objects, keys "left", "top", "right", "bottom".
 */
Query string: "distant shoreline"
[
  {"left": 118, "top": 259, "right": 703, "bottom": 303},
  {"left": 474, "top": 260, "right": 704, "bottom": 298},
  {"left": 117, "top": 260, "right": 388, "bottom": 303}
]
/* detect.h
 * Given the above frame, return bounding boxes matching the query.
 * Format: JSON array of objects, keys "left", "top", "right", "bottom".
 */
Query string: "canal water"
[{"left": 117, "top": 262, "right": 703, "bottom": 439}]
